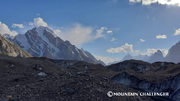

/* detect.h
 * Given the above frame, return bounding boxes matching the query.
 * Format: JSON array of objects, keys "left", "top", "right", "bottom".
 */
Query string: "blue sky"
[{"left": 0, "top": 0, "right": 180, "bottom": 64}]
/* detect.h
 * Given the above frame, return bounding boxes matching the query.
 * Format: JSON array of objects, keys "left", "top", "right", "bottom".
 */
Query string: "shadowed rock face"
[
  {"left": 12, "top": 26, "right": 105, "bottom": 65},
  {"left": 0, "top": 34, "right": 32, "bottom": 58},
  {"left": 109, "top": 60, "right": 180, "bottom": 101},
  {"left": 111, "top": 72, "right": 180, "bottom": 101},
  {"left": 111, "top": 72, "right": 141, "bottom": 86}
]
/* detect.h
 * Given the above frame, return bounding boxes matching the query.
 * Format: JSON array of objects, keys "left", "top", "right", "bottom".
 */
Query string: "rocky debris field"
[
  {"left": 108, "top": 60, "right": 180, "bottom": 101},
  {"left": 0, "top": 56, "right": 153, "bottom": 101},
  {"left": 108, "top": 60, "right": 180, "bottom": 83}
]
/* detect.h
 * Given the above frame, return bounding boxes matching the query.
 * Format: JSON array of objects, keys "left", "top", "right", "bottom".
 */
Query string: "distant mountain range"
[
  {"left": 2, "top": 26, "right": 105, "bottom": 66},
  {"left": 2, "top": 26, "right": 180, "bottom": 65},
  {"left": 121, "top": 41, "right": 180, "bottom": 63},
  {"left": 121, "top": 53, "right": 150, "bottom": 63},
  {"left": 121, "top": 51, "right": 164, "bottom": 63}
]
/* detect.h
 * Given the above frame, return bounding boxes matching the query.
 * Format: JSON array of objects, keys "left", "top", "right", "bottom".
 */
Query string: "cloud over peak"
[
  {"left": 34, "top": 17, "right": 48, "bottom": 27},
  {"left": 28, "top": 17, "right": 106, "bottom": 47},
  {"left": 141, "top": 48, "right": 168, "bottom": 56}
]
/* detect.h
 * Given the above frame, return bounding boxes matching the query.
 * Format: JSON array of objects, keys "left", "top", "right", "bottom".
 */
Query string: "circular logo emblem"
[{"left": 107, "top": 91, "right": 113, "bottom": 97}]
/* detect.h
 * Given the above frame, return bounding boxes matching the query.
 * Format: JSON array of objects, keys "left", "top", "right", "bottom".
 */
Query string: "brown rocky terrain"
[
  {"left": 0, "top": 55, "right": 153, "bottom": 101},
  {"left": 0, "top": 34, "right": 32, "bottom": 58}
]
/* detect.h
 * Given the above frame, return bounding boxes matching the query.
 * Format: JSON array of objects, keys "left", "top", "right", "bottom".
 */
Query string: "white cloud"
[
  {"left": 141, "top": 48, "right": 168, "bottom": 56},
  {"left": 133, "top": 50, "right": 141, "bottom": 55},
  {"left": 33, "top": 17, "right": 48, "bottom": 27},
  {"left": 29, "top": 22, "right": 34, "bottom": 26},
  {"left": 28, "top": 17, "right": 48, "bottom": 27},
  {"left": 107, "top": 30, "right": 113, "bottom": 34},
  {"left": 94, "top": 55, "right": 121, "bottom": 65},
  {"left": 111, "top": 38, "right": 117, "bottom": 42},
  {"left": 56, "top": 24, "right": 105, "bottom": 47},
  {"left": 156, "top": 34, "right": 167, "bottom": 39},
  {"left": 0, "top": 21, "right": 18, "bottom": 36},
  {"left": 12, "top": 23, "right": 24, "bottom": 28},
  {"left": 95, "top": 27, "right": 105, "bottom": 39},
  {"left": 173, "top": 28, "right": 180, "bottom": 36},
  {"left": 140, "top": 39, "right": 145, "bottom": 42},
  {"left": 101, "top": 27, "right": 107, "bottom": 30},
  {"left": 53, "top": 29, "right": 61, "bottom": 34},
  {"left": 129, "top": 0, "right": 180, "bottom": 6},
  {"left": 106, "top": 43, "right": 133, "bottom": 53}
]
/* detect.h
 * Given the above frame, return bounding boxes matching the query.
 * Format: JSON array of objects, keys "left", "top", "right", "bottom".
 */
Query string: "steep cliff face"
[
  {"left": 12, "top": 26, "right": 105, "bottom": 65},
  {"left": 0, "top": 34, "right": 32, "bottom": 58}
]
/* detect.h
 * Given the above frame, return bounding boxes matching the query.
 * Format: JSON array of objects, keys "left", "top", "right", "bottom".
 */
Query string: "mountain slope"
[
  {"left": 165, "top": 41, "right": 180, "bottom": 63},
  {"left": 83, "top": 50, "right": 106, "bottom": 66},
  {"left": 13, "top": 26, "right": 105, "bottom": 65},
  {"left": 0, "top": 34, "right": 32, "bottom": 57}
]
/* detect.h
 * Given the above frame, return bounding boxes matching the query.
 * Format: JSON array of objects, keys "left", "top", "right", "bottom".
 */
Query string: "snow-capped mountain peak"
[
  {"left": 12, "top": 26, "right": 105, "bottom": 65},
  {"left": 36, "top": 26, "right": 58, "bottom": 38}
]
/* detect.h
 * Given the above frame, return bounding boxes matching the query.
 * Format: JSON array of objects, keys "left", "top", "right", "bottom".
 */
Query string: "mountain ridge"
[
  {"left": 9, "top": 26, "right": 105, "bottom": 65},
  {"left": 0, "top": 34, "right": 32, "bottom": 58},
  {"left": 165, "top": 41, "right": 180, "bottom": 63}
]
